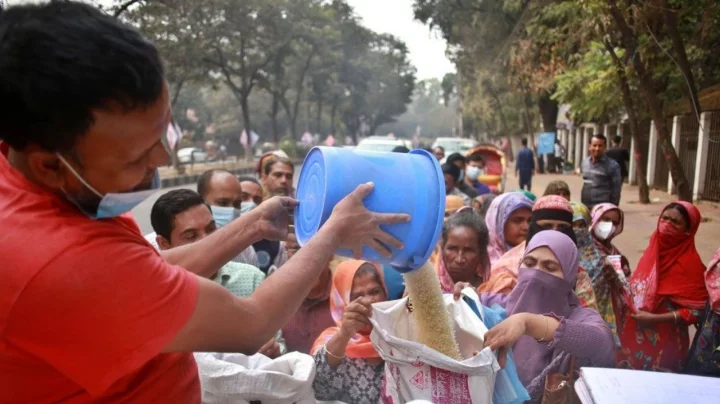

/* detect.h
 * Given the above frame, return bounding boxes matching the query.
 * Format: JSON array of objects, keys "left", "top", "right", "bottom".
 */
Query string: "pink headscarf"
[
  {"left": 706, "top": 247, "right": 720, "bottom": 314},
  {"left": 589, "top": 203, "right": 624, "bottom": 256},
  {"left": 485, "top": 193, "right": 534, "bottom": 264}
]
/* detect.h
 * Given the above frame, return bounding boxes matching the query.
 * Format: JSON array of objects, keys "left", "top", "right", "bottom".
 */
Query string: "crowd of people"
[{"left": 1, "top": 2, "right": 719, "bottom": 403}]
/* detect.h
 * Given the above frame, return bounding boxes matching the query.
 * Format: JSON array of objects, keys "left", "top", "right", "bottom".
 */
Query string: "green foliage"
[
  {"left": 121, "top": 0, "right": 415, "bottom": 148},
  {"left": 552, "top": 42, "right": 625, "bottom": 123}
]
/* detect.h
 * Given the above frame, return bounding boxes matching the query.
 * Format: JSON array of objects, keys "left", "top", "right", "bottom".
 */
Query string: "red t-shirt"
[{"left": 0, "top": 143, "right": 201, "bottom": 403}]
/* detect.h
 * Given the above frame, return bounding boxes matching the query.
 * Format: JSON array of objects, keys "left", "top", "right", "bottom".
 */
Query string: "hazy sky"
[
  {"left": 347, "top": 0, "right": 454, "bottom": 80},
  {"left": 6, "top": 0, "right": 455, "bottom": 80}
]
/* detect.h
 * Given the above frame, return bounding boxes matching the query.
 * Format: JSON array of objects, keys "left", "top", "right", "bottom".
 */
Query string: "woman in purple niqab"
[{"left": 479, "top": 231, "right": 615, "bottom": 401}]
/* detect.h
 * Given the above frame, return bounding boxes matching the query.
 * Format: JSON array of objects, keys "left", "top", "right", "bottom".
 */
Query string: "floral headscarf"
[
  {"left": 485, "top": 193, "right": 534, "bottom": 265},
  {"left": 310, "top": 260, "right": 386, "bottom": 359},
  {"left": 572, "top": 202, "right": 604, "bottom": 282}
]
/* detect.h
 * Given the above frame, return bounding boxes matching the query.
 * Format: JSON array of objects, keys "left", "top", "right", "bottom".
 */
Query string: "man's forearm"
[
  {"left": 160, "top": 210, "right": 264, "bottom": 278},
  {"left": 166, "top": 221, "right": 344, "bottom": 355}
]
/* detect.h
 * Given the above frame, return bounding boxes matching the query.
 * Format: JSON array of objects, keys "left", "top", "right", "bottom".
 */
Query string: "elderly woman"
[
  {"left": 457, "top": 231, "right": 615, "bottom": 401},
  {"left": 615, "top": 202, "right": 708, "bottom": 372},
  {"left": 481, "top": 196, "right": 597, "bottom": 311},
  {"left": 485, "top": 192, "right": 534, "bottom": 265},
  {"left": 435, "top": 209, "right": 491, "bottom": 293},
  {"left": 311, "top": 260, "right": 388, "bottom": 404}
]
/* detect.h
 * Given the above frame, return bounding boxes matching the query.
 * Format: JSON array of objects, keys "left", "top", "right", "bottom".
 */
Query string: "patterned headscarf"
[
  {"left": 310, "top": 260, "right": 386, "bottom": 359},
  {"left": 706, "top": 247, "right": 720, "bottom": 315},
  {"left": 571, "top": 202, "right": 604, "bottom": 282},
  {"left": 485, "top": 193, "right": 534, "bottom": 264}
]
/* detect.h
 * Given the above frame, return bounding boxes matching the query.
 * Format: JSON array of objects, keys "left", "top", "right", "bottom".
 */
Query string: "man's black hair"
[
  {"left": 264, "top": 156, "right": 294, "bottom": 176},
  {"left": 590, "top": 133, "right": 607, "bottom": 145},
  {"left": 0, "top": 0, "right": 165, "bottom": 152},
  {"left": 150, "top": 189, "right": 209, "bottom": 240},
  {"left": 433, "top": 145, "right": 445, "bottom": 152},
  {"left": 392, "top": 145, "right": 410, "bottom": 153},
  {"left": 613, "top": 135, "right": 622, "bottom": 145},
  {"left": 446, "top": 152, "right": 466, "bottom": 165},
  {"left": 197, "top": 169, "right": 233, "bottom": 198},
  {"left": 238, "top": 175, "right": 261, "bottom": 187},
  {"left": 441, "top": 162, "right": 461, "bottom": 182},
  {"left": 468, "top": 154, "right": 484, "bottom": 163},
  {"left": 521, "top": 138, "right": 528, "bottom": 146}
]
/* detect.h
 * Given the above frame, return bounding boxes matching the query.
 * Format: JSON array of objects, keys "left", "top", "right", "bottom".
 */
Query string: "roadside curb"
[
  {"left": 159, "top": 159, "right": 301, "bottom": 189},
  {"left": 160, "top": 165, "right": 256, "bottom": 189}
]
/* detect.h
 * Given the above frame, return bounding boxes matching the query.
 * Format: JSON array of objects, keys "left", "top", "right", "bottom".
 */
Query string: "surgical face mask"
[
  {"left": 211, "top": 205, "right": 239, "bottom": 228},
  {"left": 466, "top": 166, "right": 481, "bottom": 181},
  {"left": 57, "top": 154, "right": 160, "bottom": 219},
  {"left": 593, "top": 221, "right": 615, "bottom": 240},
  {"left": 240, "top": 201, "right": 257, "bottom": 215},
  {"left": 458, "top": 169, "right": 465, "bottom": 182}
]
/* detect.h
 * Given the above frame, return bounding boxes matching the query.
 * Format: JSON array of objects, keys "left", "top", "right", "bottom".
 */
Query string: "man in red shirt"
[{"left": 0, "top": 2, "right": 407, "bottom": 403}]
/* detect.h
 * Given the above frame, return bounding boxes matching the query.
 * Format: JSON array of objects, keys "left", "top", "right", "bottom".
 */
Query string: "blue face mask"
[
  {"left": 211, "top": 205, "right": 240, "bottom": 228},
  {"left": 240, "top": 201, "right": 257, "bottom": 215},
  {"left": 57, "top": 154, "right": 160, "bottom": 219},
  {"left": 458, "top": 169, "right": 465, "bottom": 182}
]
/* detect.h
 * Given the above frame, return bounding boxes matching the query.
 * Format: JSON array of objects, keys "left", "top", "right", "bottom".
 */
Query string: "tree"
[{"left": 606, "top": 0, "right": 692, "bottom": 202}]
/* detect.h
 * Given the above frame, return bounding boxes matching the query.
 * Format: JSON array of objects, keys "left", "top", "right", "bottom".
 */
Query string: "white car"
[
  {"left": 355, "top": 136, "right": 412, "bottom": 153},
  {"left": 431, "top": 137, "right": 477, "bottom": 158},
  {"left": 177, "top": 147, "right": 208, "bottom": 164}
]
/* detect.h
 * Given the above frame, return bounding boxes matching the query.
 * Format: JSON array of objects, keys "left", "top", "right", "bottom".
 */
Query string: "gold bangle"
[
  {"left": 535, "top": 316, "right": 549, "bottom": 342},
  {"left": 325, "top": 344, "right": 345, "bottom": 360}
]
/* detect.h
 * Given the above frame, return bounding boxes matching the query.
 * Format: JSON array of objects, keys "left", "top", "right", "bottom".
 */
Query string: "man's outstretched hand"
[{"left": 326, "top": 183, "right": 410, "bottom": 258}]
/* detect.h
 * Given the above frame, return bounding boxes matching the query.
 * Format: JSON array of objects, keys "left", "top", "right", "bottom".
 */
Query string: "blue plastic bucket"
[{"left": 294, "top": 146, "right": 445, "bottom": 272}]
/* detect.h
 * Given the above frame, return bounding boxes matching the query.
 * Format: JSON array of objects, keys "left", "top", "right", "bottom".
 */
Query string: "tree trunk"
[
  {"left": 330, "top": 96, "right": 338, "bottom": 136},
  {"left": 484, "top": 80, "right": 510, "bottom": 136},
  {"left": 607, "top": 0, "right": 692, "bottom": 201},
  {"left": 271, "top": 93, "right": 280, "bottom": 144},
  {"left": 240, "top": 94, "right": 252, "bottom": 161},
  {"left": 171, "top": 79, "right": 185, "bottom": 107},
  {"left": 537, "top": 92, "right": 558, "bottom": 132},
  {"left": 605, "top": 40, "right": 651, "bottom": 204},
  {"left": 316, "top": 97, "right": 323, "bottom": 136},
  {"left": 662, "top": 3, "right": 701, "bottom": 119}
]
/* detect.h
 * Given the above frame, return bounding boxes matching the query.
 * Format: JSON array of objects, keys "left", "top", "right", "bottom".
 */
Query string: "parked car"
[
  {"left": 355, "top": 136, "right": 412, "bottom": 153},
  {"left": 431, "top": 137, "right": 477, "bottom": 158},
  {"left": 177, "top": 147, "right": 208, "bottom": 164}
]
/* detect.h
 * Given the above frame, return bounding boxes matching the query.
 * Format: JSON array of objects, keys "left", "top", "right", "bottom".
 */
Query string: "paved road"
[{"left": 132, "top": 165, "right": 301, "bottom": 234}]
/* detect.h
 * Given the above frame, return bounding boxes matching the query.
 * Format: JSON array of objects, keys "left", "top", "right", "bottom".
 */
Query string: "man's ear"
[
  {"left": 25, "top": 146, "right": 67, "bottom": 190},
  {"left": 156, "top": 235, "right": 171, "bottom": 251}
]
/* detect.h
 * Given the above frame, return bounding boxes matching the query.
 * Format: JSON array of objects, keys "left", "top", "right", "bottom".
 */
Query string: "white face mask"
[
  {"left": 594, "top": 221, "right": 615, "bottom": 240},
  {"left": 466, "top": 166, "right": 481, "bottom": 181}
]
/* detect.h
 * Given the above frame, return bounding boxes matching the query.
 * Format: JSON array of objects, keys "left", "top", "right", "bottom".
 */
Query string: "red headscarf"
[{"left": 629, "top": 201, "right": 707, "bottom": 311}]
